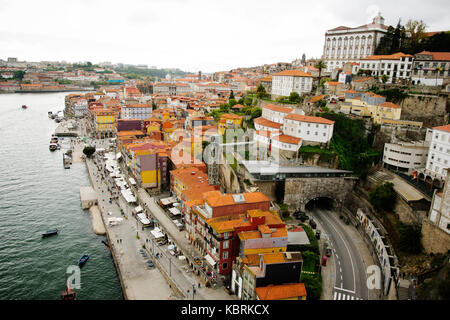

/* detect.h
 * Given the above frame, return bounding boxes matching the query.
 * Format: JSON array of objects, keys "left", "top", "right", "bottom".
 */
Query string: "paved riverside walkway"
[
  {"left": 136, "top": 190, "right": 236, "bottom": 300},
  {"left": 86, "top": 157, "right": 176, "bottom": 300}
]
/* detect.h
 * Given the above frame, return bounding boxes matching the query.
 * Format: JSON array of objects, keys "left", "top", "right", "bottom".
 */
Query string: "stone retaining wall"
[{"left": 421, "top": 219, "right": 450, "bottom": 254}]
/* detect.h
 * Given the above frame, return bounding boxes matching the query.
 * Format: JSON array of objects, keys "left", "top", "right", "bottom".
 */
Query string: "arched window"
[{"left": 355, "top": 36, "right": 360, "bottom": 45}]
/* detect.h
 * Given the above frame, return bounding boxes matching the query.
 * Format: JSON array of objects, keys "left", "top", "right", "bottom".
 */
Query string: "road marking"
[
  {"left": 334, "top": 287, "right": 355, "bottom": 294},
  {"left": 333, "top": 291, "right": 363, "bottom": 300},
  {"left": 318, "top": 210, "right": 357, "bottom": 292}
]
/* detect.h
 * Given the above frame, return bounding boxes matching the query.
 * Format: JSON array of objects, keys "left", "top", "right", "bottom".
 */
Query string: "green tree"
[
  {"left": 244, "top": 96, "right": 254, "bottom": 106},
  {"left": 13, "top": 70, "right": 25, "bottom": 81},
  {"left": 256, "top": 84, "right": 268, "bottom": 99},
  {"left": 301, "top": 273, "right": 322, "bottom": 300},
  {"left": 314, "top": 60, "right": 327, "bottom": 79},
  {"left": 288, "top": 91, "right": 301, "bottom": 103},
  {"left": 250, "top": 107, "right": 262, "bottom": 119},
  {"left": 404, "top": 19, "right": 427, "bottom": 53},
  {"left": 228, "top": 99, "right": 237, "bottom": 108},
  {"left": 419, "top": 32, "right": 450, "bottom": 52},
  {"left": 381, "top": 74, "right": 389, "bottom": 83},
  {"left": 398, "top": 223, "right": 422, "bottom": 254},
  {"left": 229, "top": 90, "right": 235, "bottom": 100},
  {"left": 83, "top": 146, "right": 96, "bottom": 158},
  {"left": 369, "top": 182, "right": 397, "bottom": 212}
]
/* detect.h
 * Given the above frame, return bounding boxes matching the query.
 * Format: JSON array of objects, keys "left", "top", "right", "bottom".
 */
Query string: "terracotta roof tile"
[
  {"left": 274, "top": 70, "right": 312, "bottom": 77},
  {"left": 284, "top": 113, "right": 334, "bottom": 125},
  {"left": 263, "top": 104, "right": 293, "bottom": 114},
  {"left": 255, "top": 283, "right": 307, "bottom": 300}
]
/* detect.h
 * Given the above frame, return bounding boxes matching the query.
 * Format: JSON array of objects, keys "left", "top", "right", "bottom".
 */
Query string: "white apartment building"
[
  {"left": 121, "top": 104, "right": 153, "bottom": 120},
  {"left": 425, "top": 125, "right": 450, "bottom": 181},
  {"left": 271, "top": 70, "right": 313, "bottom": 97},
  {"left": 282, "top": 114, "right": 334, "bottom": 145},
  {"left": 358, "top": 52, "right": 413, "bottom": 83},
  {"left": 261, "top": 104, "right": 294, "bottom": 123},
  {"left": 254, "top": 104, "right": 333, "bottom": 154},
  {"left": 412, "top": 51, "right": 450, "bottom": 86},
  {"left": 73, "top": 99, "right": 88, "bottom": 118},
  {"left": 323, "top": 13, "right": 388, "bottom": 73},
  {"left": 382, "top": 141, "right": 429, "bottom": 174},
  {"left": 428, "top": 170, "right": 450, "bottom": 235}
]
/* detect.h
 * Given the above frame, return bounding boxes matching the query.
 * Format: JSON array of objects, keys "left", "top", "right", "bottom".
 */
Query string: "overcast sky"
[{"left": 0, "top": 0, "right": 448, "bottom": 73}]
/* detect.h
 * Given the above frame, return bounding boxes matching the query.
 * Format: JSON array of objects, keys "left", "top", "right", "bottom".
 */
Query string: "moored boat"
[
  {"left": 61, "top": 283, "right": 76, "bottom": 300},
  {"left": 42, "top": 228, "right": 59, "bottom": 237},
  {"left": 22, "top": 105, "right": 27, "bottom": 109},
  {"left": 50, "top": 135, "right": 59, "bottom": 144},
  {"left": 78, "top": 254, "right": 89, "bottom": 267},
  {"left": 49, "top": 143, "right": 58, "bottom": 151}
]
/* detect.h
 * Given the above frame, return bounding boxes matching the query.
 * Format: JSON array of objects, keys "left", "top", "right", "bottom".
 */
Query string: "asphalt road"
[{"left": 310, "top": 207, "right": 369, "bottom": 300}]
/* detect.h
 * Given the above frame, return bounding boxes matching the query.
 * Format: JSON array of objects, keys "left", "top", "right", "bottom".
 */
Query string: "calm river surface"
[{"left": 0, "top": 92, "right": 123, "bottom": 300}]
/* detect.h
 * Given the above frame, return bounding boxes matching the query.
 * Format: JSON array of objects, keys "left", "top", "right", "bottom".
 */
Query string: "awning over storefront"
[
  {"left": 121, "top": 188, "right": 136, "bottom": 203},
  {"left": 205, "top": 254, "right": 216, "bottom": 266},
  {"left": 137, "top": 213, "right": 151, "bottom": 225},
  {"left": 151, "top": 227, "right": 165, "bottom": 239},
  {"left": 160, "top": 196, "right": 178, "bottom": 206},
  {"left": 129, "top": 177, "right": 136, "bottom": 185},
  {"left": 169, "top": 207, "right": 181, "bottom": 216}
]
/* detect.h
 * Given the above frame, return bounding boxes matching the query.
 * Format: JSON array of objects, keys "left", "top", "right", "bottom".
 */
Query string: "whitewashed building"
[
  {"left": 412, "top": 51, "right": 450, "bottom": 86},
  {"left": 121, "top": 104, "right": 153, "bottom": 120},
  {"left": 73, "top": 99, "right": 88, "bottom": 118},
  {"left": 271, "top": 70, "right": 313, "bottom": 97},
  {"left": 428, "top": 169, "right": 450, "bottom": 235},
  {"left": 323, "top": 13, "right": 389, "bottom": 73},
  {"left": 358, "top": 52, "right": 414, "bottom": 83},
  {"left": 382, "top": 141, "right": 429, "bottom": 174},
  {"left": 282, "top": 114, "right": 334, "bottom": 145},
  {"left": 424, "top": 124, "right": 450, "bottom": 182}
]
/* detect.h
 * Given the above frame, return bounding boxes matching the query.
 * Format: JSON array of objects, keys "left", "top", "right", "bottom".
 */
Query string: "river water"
[{"left": 0, "top": 92, "right": 123, "bottom": 300}]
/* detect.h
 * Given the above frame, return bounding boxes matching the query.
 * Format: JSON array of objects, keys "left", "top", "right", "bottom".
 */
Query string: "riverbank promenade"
[{"left": 85, "top": 157, "right": 176, "bottom": 300}]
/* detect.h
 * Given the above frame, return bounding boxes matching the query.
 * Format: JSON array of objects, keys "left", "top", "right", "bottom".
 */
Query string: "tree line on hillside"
[{"left": 375, "top": 19, "right": 450, "bottom": 55}]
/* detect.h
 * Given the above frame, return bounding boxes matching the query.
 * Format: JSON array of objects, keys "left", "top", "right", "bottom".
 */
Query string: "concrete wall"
[
  {"left": 284, "top": 176, "right": 357, "bottom": 210},
  {"left": 421, "top": 219, "right": 450, "bottom": 254}
]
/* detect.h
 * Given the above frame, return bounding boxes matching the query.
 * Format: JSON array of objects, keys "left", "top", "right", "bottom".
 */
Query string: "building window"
[
  {"left": 222, "top": 263, "right": 228, "bottom": 270},
  {"left": 223, "top": 240, "right": 229, "bottom": 249},
  {"left": 223, "top": 251, "right": 228, "bottom": 259}
]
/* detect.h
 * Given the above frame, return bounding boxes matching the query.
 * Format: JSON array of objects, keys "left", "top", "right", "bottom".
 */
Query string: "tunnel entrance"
[{"left": 305, "top": 197, "right": 335, "bottom": 211}]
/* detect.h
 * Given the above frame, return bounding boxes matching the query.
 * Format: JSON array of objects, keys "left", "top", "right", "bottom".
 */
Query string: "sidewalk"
[
  {"left": 86, "top": 157, "right": 176, "bottom": 300},
  {"left": 137, "top": 189, "right": 236, "bottom": 300}
]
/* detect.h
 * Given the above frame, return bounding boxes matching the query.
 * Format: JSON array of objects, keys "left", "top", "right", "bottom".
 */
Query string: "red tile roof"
[
  {"left": 255, "top": 283, "right": 307, "bottom": 300},
  {"left": 380, "top": 102, "right": 401, "bottom": 109},
  {"left": 361, "top": 52, "right": 413, "bottom": 60},
  {"left": 254, "top": 117, "right": 283, "bottom": 129},
  {"left": 433, "top": 124, "right": 450, "bottom": 133},
  {"left": 263, "top": 104, "right": 293, "bottom": 114},
  {"left": 284, "top": 113, "right": 335, "bottom": 125},
  {"left": 416, "top": 51, "right": 450, "bottom": 61},
  {"left": 274, "top": 70, "right": 312, "bottom": 77},
  {"left": 272, "top": 134, "right": 302, "bottom": 145}
]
